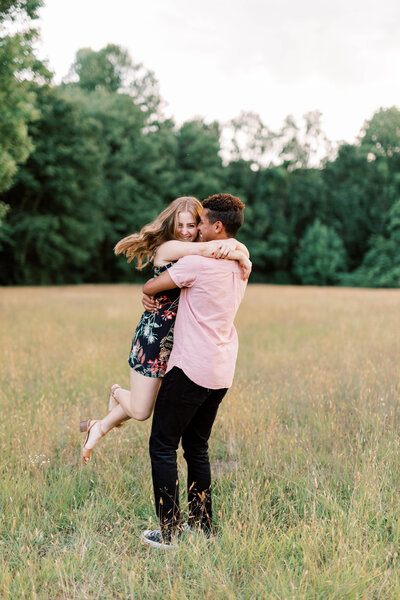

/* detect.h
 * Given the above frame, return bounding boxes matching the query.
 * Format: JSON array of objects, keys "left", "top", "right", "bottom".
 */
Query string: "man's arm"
[{"left": 142, "top": 270, "right": 178, "bottom": 297}]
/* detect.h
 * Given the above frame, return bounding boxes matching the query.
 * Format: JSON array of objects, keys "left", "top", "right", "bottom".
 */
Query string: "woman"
[{"left": 80, "top": 196, "right": 250, "bottom": 463}]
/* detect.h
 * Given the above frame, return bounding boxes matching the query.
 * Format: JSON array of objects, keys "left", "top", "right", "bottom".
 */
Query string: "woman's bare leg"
[
  {"left": 113, "top": 370, "right": 162, "bottom": 421},
  {"left": 83, "top": 371, "right": 162, "bottom": 450}
]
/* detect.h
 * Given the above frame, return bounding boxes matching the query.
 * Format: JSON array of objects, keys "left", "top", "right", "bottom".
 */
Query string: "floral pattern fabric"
[{"left": 128, "top": 262, "right": 180, "bottom": 377}]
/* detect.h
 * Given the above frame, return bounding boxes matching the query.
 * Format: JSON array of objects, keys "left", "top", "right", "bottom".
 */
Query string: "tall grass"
[{"left": 1, "top": 284, "right": 399, "bottom": 599}]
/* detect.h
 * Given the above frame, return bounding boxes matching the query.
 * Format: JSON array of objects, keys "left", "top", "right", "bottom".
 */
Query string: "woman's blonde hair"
[{"left": 114, "top": 196, "right": 202, "bottom": 270}]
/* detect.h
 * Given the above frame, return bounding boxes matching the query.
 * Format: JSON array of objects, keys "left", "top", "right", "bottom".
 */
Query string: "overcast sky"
[{"left": 37, "top": 0, "right": 399, "bottom": 144}]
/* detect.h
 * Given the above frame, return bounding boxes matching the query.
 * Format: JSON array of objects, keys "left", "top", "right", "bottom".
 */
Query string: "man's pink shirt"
[{"left": 166, "top": 255, "right": 247, "bottom": 389}]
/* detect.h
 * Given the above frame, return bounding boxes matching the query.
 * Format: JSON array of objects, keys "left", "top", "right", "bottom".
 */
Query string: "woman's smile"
[{"left": 176, "top": 211, "right": 198, "bottom": 242}]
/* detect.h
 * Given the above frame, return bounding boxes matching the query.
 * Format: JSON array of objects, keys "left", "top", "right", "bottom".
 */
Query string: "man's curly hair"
[{"left": 202, "top": 193, "right": 245, "bottom": 237}]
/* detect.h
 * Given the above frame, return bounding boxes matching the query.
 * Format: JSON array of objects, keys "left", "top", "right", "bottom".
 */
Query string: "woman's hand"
[
  {"left": 212, "top": 238, "right": 238, "bottom": 259},
  {"left": 239, "top": 256, "right": 252, "bottom": 280}
]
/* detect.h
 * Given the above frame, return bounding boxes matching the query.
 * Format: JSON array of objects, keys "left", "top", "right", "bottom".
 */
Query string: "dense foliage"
[
  {"left": 1, "top": 21, "right": 399, "bottom": 286},
  {"left": 0, "top": 1, "right": 48, "bottom": 198}
]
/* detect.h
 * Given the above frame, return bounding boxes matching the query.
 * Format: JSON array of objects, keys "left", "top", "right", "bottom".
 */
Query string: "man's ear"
[{"left": 214, "top": 221, "right": 224, "bottom": 233}]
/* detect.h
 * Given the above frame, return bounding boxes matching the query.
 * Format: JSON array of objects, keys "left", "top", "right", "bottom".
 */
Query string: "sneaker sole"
[{"left": 141, "top": 530, "right": 177, "bottom": 550}]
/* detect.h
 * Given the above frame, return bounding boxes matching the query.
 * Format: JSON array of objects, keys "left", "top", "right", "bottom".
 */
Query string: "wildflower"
[{"left": 28, "top": 454, "right": 50, "bottom": 467}]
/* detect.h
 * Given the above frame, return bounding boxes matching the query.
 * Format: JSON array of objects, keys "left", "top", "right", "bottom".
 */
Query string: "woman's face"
[{"left": 176, "top": 211, "right": 198, "bottom": 242}]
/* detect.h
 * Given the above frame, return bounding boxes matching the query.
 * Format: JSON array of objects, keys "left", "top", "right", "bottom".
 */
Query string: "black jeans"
[{"left": 149, "top": 367, "right": 227, "bottom": 539}]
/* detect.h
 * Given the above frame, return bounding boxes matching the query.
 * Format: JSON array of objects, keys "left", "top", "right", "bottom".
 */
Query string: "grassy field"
[{"left": 1, "top": 284, "right": 400, "bottom": 599}]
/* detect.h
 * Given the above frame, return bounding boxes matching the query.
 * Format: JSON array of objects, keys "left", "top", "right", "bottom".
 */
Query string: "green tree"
[
  {"left": 250, "top": 167, "right": 290, "bottom": 277},
  {"left": 67, "top": 44, "right": 162, "bottom": 121},
  {"left": 294, "top": 219, "right": 347, "bottom": 285},
  {"left": 0, "top": 0, "right": 48, "bottom": 194},
  {"left": 223, "top": 161, "right": 327, "bottom": 282},
  {"left": 0, "top": 0, "right": 41, "bottom": 18},
  {"left": 0, "top": 41, "right": 180, "bottom": 285},
  {"left": 62, "top": 45, "right": 176, "bottom": 281},
  {"left": 322, "top": 108, "right": 400, "bottom": 274},
  {"left": 278, "top": 111, "right": 333, "bottom": 170},
  {"left": 342, "top": 200, "right": 400, "bottom": 288},
  {"left": 323, "top": 145, "right": 381, "bottom": 269},
  {"left": 173, "top": 119, "right": 225, "bottom": 199},
  {"left": 222, "top": 111, "right": 274, "bottom": 169},
  {"left": 222, "top": 110, "right": 333, "bottom": 171},
  {"left": 359, "top": 106, "right": 400, "bottom": 160},
  {"left": 70, "top": 85, "right": 177, "bottom": 282},
  {"left": 0, "top": 85, "right": 106, "bottom": 284}
]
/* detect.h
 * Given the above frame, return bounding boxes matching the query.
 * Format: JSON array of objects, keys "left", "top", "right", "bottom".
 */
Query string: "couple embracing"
[{"left": 80, "top": 193, "right": 251, "bottom": 548}]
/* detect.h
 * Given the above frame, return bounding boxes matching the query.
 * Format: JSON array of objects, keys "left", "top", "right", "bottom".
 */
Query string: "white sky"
[{"left": 37, "top": 0, "right": 400, "bottom": 145}]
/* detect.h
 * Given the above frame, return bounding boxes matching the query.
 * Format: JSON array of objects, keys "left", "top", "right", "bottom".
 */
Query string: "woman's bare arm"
[
  {"left": 227, "top": 250, "right": 252, "bottom": 280},
  {"left": 154, "top": 239, "right": 249, "bottom": 266},
  {"left": 225, "top": 240, "right": 249, "bottom": 258}
]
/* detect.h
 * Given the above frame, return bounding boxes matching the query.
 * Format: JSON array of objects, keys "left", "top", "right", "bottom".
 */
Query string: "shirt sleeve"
[{"left": 167, "top": 255, "right": 201, "bottom": 288}]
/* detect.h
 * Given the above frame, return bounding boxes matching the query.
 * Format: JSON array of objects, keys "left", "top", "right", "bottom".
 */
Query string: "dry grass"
[{"left": 1, "top": 284, "right": 399, "bottom": 599}]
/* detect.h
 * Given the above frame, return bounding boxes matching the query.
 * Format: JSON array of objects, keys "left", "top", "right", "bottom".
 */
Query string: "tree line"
[{"left": 1, "top": 1, "right": 399, "bottom": 287}]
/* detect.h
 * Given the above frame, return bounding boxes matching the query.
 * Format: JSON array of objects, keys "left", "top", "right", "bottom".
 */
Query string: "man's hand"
[{"left": 142, "top": 293, "right": 158, "bottom": 312}]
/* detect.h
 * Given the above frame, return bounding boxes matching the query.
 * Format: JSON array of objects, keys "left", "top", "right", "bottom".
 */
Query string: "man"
[{"left": 141, "top": 193, "right": 250, "bottom": 549}]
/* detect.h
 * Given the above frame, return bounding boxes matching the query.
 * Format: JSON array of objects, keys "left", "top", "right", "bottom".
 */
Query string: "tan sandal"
[
  {"left": 80, "top": 419, "right": 103, "bottom": 465},
  {"left": 108, "top": 384, "right": 124, "bottom": 428}
]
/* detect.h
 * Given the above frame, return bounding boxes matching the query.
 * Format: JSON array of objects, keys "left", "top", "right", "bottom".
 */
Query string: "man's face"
[{"left": 197, "top": 209, "right": 216, "bottom": 241}]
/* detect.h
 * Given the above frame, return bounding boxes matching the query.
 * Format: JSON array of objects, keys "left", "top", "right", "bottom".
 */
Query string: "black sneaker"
[{"left": 141, "top": 529, "right": 177, "bottom": 549}]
